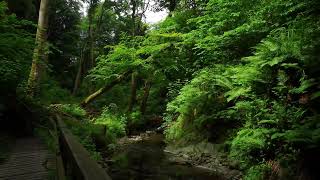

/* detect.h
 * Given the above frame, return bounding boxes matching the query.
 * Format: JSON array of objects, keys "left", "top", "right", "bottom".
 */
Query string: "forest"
[{"left": 0, "top": 0, "right": 320, "bottom": 179}]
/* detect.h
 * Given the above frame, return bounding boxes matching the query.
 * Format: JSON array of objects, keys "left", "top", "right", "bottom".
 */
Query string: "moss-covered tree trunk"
[
  {"left": 81, "top": 71, "right": 132, "bottom": 107},
  {"left": 27, "top": 0, "right": 49, "bottom": 97},
  {"left": 140, "top": 80, "right": 151, "bottom": 115}
]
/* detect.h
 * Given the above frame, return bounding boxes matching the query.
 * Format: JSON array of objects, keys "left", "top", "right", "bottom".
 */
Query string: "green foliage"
[
  {"left": 0, "top": 2, "right": 34, "bottom": 93},
  {"left": 164, "top": 114, "right": 206, "bottom": 144},
  {"left": 3, "top": 0, "right": 319, "bottom": 178},
  {"left": 64, "top": 118, "right": 102, "bottom": 161},
  {"left": 81, "top": 0, "right": 320, "bottom": 178},
  {"left": 229, "top": 128, "right": 272, "bottom": 168},
  {"left": 59, "top": 104, "right": 86, "bottom": 118},
  {"left": 47, "top": 0, "right": 82, "bottom": 87},
  {"left": 128, "top": 110, "right": 142, "bottom": 126},
  {"left": 244, "top": 163, "right": 271, "bottom": 180},
  {"left": 94, "top": 106, "right": 127, "bottom": 141},
  {"left": 160, "top": 0, "right": 320, "bottom": 178},
  {"left": 38, "top": 78, "right": 76, "bottom": 104}
]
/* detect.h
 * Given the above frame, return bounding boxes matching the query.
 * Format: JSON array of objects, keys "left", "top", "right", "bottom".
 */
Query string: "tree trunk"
[
  {"left": 131, "top": 0, "right": 136, "bottom": 36},
  {"left": 140, "top": 80, "right": 151, "bottom": 115},
  {"left": 27, "top": 0, "right": 50, "bottom": 97},
  {"left": 94, "top": 1, "right": 108, "bottom": 36},
  {"left": 88, "top": 0, "right": 98, "bottom": 68},
  {"left": 86, "top": 1, "right": 98, "bottom": 94},
  {"left": 128, "top": 72, "right": 138, "bottom": 112},
  {"left": 89, "top": 19, "right": 94, "bottom": 68},
  {"left": 72, "top": 52, "right": 83, "bottom": 95},
  {"left": 81, "top": 71, "right": 132, "bottom": 107},
  {"left": 169, "top": 0, "right": 177, "bottom": 13}
]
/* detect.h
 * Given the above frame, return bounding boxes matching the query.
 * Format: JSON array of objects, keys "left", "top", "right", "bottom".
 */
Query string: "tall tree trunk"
[
  {"left": 88, "top": 18, "right": 94, "bottom": 68},
  {"left": 128, "top": 72, "right": 138, "bottom": 112},
  {"left": 86, "top": 0, "right": 98, "bottom": 93},
  {"left": 72, "top": 51, "right": 83, "bottom": 95},
  {"left": 140, "top": 80, "right": 151, "bottom": 115},
  {"left": 131, "top": 0, "right": 136, "bottom": 36},
  {"left": 94, "top": 1, "right": 107, "bottom": 36},
  {"left": 168, "top": 0, "right": 177, "bottom": 16},
  {"left": 81, "top": 71, "right": 132, "bottom": 107},
  {"left": 88, "top": 0, "right": 98, "bottom": 68},
  {"left": 27, "top": 0, "right": 50, "bottom": 97}
]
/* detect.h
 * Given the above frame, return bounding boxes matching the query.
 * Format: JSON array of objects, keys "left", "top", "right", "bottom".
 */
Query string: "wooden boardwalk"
[{"left": 0, "top": 137, "right": 54, "bottom": 180}]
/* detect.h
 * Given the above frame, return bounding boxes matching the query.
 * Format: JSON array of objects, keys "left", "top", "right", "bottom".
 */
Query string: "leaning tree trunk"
[
  {"left": 27, "top": 0, "right": 50, "bottom": 97},
  {"left": 81, "top": 71, "right": 132, "bottom": 107},
  {"left": 128, "top": 72, "right": 138, "bottom": 112},
  {"left": 140, "top": 80, "right": 151, "bottom": 115}
]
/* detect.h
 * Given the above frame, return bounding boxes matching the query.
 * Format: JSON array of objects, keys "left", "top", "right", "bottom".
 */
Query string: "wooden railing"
[{"left": 54, "top": 115, "right": 112, "bottom": 180}]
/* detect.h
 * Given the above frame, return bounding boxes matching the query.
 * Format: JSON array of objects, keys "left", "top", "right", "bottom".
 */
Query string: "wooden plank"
[
  {"left": 5, "top": 153, "right": 49, "bottom": 160},
  {"left": 56, "top": 154, "right": 66, "bottom": 180},
  {"left": 0, "top": 168, "right": 46, "bottom": 177},
  {"left": 56, "top": 115, "right": 111, "bottom": 180},
  {"left": 0, "top": 161, "right": 47, "bottom": 171},
  {"left": 0, "top": 153, "right": 50, "bottom": 168},
  {"left": 2, "top": 171, "right": 48, "bottom": 180},
  {"left": 6, "top": 153, "right": 49, "bottom": 160},
  {"left": 0, "top": 163, "right": 46, "bottom": 171},
  {"left": 0, "top": 137, "right": 52, "bottom": 180}
]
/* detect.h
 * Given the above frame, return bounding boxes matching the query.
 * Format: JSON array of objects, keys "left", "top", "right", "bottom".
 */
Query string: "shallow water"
[{"left": 106, "top": 133, "right": 224, "bottom": 180}]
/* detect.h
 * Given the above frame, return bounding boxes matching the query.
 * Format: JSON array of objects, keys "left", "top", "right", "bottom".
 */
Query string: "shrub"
[
  {"left": 229, "top": 128, "right": 273, "bottom": 168},
  {"left": 39, "top": 78, "right": 75, "bottom": 104},
  {"left": 64, "top": 118, "right": 102, "bottom": 161},
  {"left": 0, "top": 2, "right": 34, "bottom": 94},
  {"left": 59, "top": 104, "right": 86, "bottom": 118},
  {"left": 244, "top": 164, "right": 271, "bottom": 180},
  {"left": 94, "top": 106, "right": 127, "bottom": 141}
]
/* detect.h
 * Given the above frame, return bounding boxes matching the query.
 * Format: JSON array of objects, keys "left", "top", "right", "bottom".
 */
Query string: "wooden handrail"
[{"left": 55, "top": 115, "right": 112, "bottom": 180}]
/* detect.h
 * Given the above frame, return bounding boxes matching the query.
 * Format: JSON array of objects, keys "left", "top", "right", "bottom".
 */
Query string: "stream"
[{"left": 103, "top": 132, "right": 239, "bottom": 180}]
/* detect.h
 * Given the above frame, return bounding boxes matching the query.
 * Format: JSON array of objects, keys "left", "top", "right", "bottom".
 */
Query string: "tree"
[
  {"left": 27, "top": 0, "right": 50, "bottom": 97},
  {"left": 140, "top": 80, "right": 151, "bottom": 115},
  {"left": 48, "top": 0, "right": 81, "bottom": 89},
  {"left": 87, "top": 0, "right": 99, "bottom": 68},
  {"left": 0, "top": 2, "right": 34, "bottom": 94},
  {"left": 128, "top": 72, "right": 138, "bottom": 112},
  {"left": 5, "top": 0, "right": 37, "bottom": 20}
]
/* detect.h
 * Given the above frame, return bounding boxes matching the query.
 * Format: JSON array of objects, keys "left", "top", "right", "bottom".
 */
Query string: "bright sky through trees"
[
  {"left": 81, "top": 0, "right": 168, "bottom": 24},
  {"left": 144, "top": 1, "right": 168, "bottom": 24}
]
